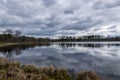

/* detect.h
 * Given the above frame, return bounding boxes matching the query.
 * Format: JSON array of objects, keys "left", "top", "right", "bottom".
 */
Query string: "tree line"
[
  {"left": 52, "top": 35, "right": 120, "bottom": 42},
  {"left": 0, "top": 29, "right": 50, "bottom": 43},
  {"left": 0, "top": 29, "right": 120, "bottom": 43}
]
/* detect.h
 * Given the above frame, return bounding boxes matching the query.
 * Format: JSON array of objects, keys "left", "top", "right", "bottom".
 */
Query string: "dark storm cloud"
[{"left": 0, "top": 0, "right": 119, "bottom": 37}]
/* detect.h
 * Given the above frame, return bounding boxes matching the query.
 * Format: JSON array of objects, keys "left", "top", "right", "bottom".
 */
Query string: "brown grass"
[
  {"left": 0, "top": 58, "right": 101, "bottom": 80},
  {"left": 77, "top": 71, "right": 101, "bottom": 80}
]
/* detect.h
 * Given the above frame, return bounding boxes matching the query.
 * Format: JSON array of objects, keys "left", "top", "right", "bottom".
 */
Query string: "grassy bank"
[
  {"left": 0, "top": 43, "right": 20, "bottom": 47},
  {"left": 0, "top": 42, "right": 49, "bottom": 48},
  {"left": 0, "top": 58, "right": 101, "bottom": 80}
]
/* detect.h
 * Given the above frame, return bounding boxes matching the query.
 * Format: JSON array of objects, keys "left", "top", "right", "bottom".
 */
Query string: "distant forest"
[
  {"left": 55, "top": 35, "right": 120, "bottom": 42},
  {"left": 0, "top": 29, "right": 120, "bottom": 43},
  {"left": 0, "top": 29, "right": 50, "bottom": 43}
]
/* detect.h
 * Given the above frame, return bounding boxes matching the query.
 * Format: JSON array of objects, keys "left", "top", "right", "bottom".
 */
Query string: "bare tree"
[
  {"left": 5, "top": 29, "right": 13, "bottom": 35},
  {"left": 15, "top": 30, "right": 22, "bottom": 37},
  {"left": 2, "top": 30, "right": 7, "bottom": 34}
]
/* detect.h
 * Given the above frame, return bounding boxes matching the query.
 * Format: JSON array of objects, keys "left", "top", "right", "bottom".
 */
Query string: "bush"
[
  {"left": 0, "top": 58, "right": 101, "bottom": 80},
  {"left": 77, "top": 71, "right": 101, "bottom": 80}
]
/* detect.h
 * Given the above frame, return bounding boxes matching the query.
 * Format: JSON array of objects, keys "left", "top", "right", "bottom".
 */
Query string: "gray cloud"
[
  {"left": 0, "top": 0, "right": 119, "bottom": 37},
  {"left": 93, "top": 0, "right": 120, "bottom": 9},
  {"left": 64, "top": 9, "right": 74, "bottom": 14},
  {"left": 62, "top": 17, "right": 103, "bottom": 30},
  {"left": 41, "top": 0, "right": 56, "bottom": 7}
]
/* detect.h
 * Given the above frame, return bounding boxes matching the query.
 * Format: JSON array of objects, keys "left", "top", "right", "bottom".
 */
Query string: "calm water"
[{"left": 0, "top": 42, "right": 120, "bottom": 80}]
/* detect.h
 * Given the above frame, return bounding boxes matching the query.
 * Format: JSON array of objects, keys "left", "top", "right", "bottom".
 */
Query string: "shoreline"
[
  {"left": 0, "top": 42, "right": 50, "bottom": 48},
  {"left": 0, "top": 41, "right": 120, "bottom": 47}
]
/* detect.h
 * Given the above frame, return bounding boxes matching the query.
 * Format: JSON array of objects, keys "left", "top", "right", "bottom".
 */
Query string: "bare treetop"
[
  {"left": 5, "top": 29, "right": 13, "bottom": 35},
  {"left": 15, "top": 30, "right": 22, "bottom": 37}
]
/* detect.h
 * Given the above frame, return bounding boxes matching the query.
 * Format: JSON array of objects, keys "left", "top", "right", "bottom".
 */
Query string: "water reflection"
[
  {"left": 59, "top": 43, "right": 104, "bottom": 48},
  {"left": 58, "top": 42, "right": 120, "bottom": 48},
  {"left": 0, "top": 42, "right": 120, "bottom": 80},
  {"left": 0, "top": 43, "right": 51, "bottom": 57},
  {"left": 0, "top": 42, "right": 120, "bottom": 58},
  {"left": 0, "top": 42, "right": 120, "bottom": 57}
]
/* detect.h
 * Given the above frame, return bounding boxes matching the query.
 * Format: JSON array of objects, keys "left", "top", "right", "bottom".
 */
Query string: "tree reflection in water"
[
  {"left": 0, "top": 42, "right": 120, "bottom": 57},
  {"left": 58, "top": 42, "right": 120, "bottom": 48},
  {"left": 0, "top": 43, "right": 51, "bottom": 57}
]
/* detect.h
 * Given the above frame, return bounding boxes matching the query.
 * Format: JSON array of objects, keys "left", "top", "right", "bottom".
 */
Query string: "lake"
[{"left": 0, "top": 42, "right": 120, "bottom": 80}]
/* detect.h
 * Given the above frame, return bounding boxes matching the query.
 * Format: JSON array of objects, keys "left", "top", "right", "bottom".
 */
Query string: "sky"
[{"left": 0, "top": 0, "right": 120, "bottom": 38}]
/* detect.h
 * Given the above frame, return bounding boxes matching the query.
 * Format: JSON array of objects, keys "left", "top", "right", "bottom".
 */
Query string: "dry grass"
[
  {"left": 0, "top": 58, "right": 101, "bottom": 80},
  {"left": 77, "top": 71, "right": 101, "bottom": 80}
]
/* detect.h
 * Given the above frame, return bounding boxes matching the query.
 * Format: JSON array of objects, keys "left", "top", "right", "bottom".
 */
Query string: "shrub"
[
  {"left": 0, "top": 58, "right": 101, "bottom": 80},
  {"left": 77, "top": 71, "right": 101, "bottom": 80}
]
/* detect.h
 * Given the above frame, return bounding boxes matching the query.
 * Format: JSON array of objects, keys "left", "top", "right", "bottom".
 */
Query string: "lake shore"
[
  {"left": 0, "top": 41, "right": 120, "bottom": 47},
  {"left": 0, "top": 42, "right": 50, "bottom": 48},
  {"left": 0, "top": 43, "right": 20, "bottom": 47},
  {"left": 0, "top": 57, "right": 101, "bottom": 80}
]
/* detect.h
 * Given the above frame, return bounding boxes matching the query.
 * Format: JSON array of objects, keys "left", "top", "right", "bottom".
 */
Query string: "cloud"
[
  {"left": 61, "top": 17, "right": 103, "bottom": 30},
  {"left": 0, "top": 0, "right": 119, "bottom": 37},
  {"left": 93, "top": 0, "right": 120, "bottom": 9},
  {"left": 41, "top": 0, "right": 56, "bottom": 7}
]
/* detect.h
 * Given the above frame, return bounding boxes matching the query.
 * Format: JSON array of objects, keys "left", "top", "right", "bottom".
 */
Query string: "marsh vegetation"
[{"left": 0, "top": 58, "right": 101, "bottom": 80}]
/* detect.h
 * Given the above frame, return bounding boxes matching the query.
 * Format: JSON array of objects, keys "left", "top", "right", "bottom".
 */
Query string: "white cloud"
[{"left": 0, "top": 0, "right": 119, "bottom": 37}]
